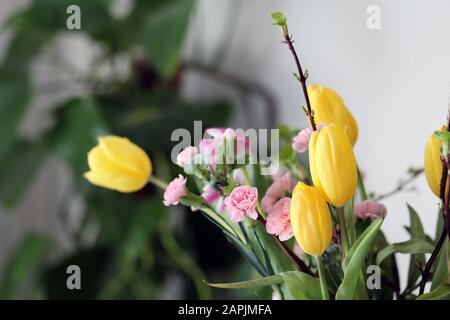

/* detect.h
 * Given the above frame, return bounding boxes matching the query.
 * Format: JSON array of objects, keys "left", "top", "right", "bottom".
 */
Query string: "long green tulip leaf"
[
  {"left": 336, "top": 218, "right": 383, "bottom": 300},
  {"left": 376, "top": 239, "right": 434, "bottom": 266}
]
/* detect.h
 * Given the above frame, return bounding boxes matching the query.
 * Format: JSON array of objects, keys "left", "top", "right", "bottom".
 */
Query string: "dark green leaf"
[
  {"left": 122, "top": 200, "right": 166, "bottom": 263},
  {"left": 336, "top": 218, "right": 383, "bottom": 300},
  {"left": 416, "top": 285, "right": 450, "bottom": 300},
  {"left": 0, "top": 142, "right": 46, "bottom": 207},
  {"left": 280, "top": 271, "right": 322, "bottom": 300},
  {"left": 141, "top": 0, "right": 194, "bottom": 77},
  {"left": 47, "top": 97, "right": 108, "bottom": 177},
  {"left": 205, "top": 270, "right": 321, "bottom": 300},
  {"left": 406, "top": 204, "right": 427, "bottom": 289},
  {"left": 0, "top": 233, "right": 51, "bottom": 298},
  {"left": 0, "top": 72, "right": 31, "bottom": 160},
  {"left": 431, "top": 239, "right": 449, "bottom": 290},
  {"left": 205, "top": 274, "right": 283, "bottom": 289}
]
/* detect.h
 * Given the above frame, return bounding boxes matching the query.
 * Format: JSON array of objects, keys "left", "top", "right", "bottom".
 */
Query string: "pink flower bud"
[
  {"left": 176, "top": 146, "right": 198, "bottom": 167},
  {"left": 265, "top": 197, "right": 293, "bottom": 241},
  {"left": 163, "top": 174, "right": 187, "bottom": 206},
  {"left": 292, "top": 123, "right": 325, "bottom": 153},
  {"left": 262, "top": 173, "right": 296, "bottom": 212},
  {"left": 354, "top": 200, "right": 387, "bottom": 220}
]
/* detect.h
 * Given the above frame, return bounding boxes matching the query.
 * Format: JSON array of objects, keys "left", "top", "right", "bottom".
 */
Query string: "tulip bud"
[
  {"left": 84, "top": 136, "right": 152, "bottom": 192},
  {"left": 307, "top": 84, "right": 358, "bottom": 145},
  {"left": 309, "top": 123, "right": 357, "bottom": 207},
  {"left": 424, "top": 125, "right": 447, "bottom": 197},
  {"left": 290, "top": 182, "right": 332, "bottom": 256}
]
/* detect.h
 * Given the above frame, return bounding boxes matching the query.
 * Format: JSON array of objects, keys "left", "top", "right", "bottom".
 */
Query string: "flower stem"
[
  {"left": 357, "top": 167, "right": 369, "bottom": 201},
  {"left": 337, "top": 206, "right": 350, "bottom": 256},
  {"left": 418, "top": 227, "right": 447, "bottom": 295},
  {"left": 314, "top": 255, "right": 330, "bottom": 300},
  {"left": 149, "top": 175, "right": 168, "bottom": 189}
]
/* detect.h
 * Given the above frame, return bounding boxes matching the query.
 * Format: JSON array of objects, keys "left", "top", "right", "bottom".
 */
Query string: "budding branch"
[{"left": 281, "top": 29, "right": 317, "bottom": 131}]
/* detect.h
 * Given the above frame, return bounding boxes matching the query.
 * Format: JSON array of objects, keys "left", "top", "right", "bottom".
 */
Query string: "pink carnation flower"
[
  {"left": 292, "top": 124, "right": 325, "bottom": 153},
  {"left": 163, "top": 174, "right": 187, "bottom": 206},
  {"left": 176, "top": 146, "right": 198, "bottom": 167},
  {"left": 224, "top": 186, "right": 258, "bottom": 222},
  {"left": 265, "top": 197, "right": 293, "bottom": 241},
  {"left": 354, "top": 200, "right": 387, "bottom": 220},
  {"left": 262, "top": 173, "right": 296, "bottom": 212}
]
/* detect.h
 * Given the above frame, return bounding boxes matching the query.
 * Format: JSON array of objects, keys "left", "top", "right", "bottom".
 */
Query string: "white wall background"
[{"left": 1, "top": 0, "right": 449, "bottom": 293}]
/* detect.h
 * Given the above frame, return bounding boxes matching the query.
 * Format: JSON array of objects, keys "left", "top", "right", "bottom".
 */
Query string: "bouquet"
[{"left": 82, "top": 12, "right": 449, "bottom": 300}]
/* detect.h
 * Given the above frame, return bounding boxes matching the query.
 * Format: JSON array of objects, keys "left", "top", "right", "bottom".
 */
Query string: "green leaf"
[
  {"left": 205, "top": 271, "right": 321, "bottom": 300},
  {"left": 417, "top": 285, "right": 450, "bottom": 300},
  {"left": 406, "top": 204, "right": 426, "bottom": 238},
  {"left": 280, "top": 271, "right": 322, "bottom": 300},
  {"left": 271, "top": 12, "right": 286, "bottom": 26},
  {"left": 371, "top": 232, "right": 397, "bottom": 300},
  {"left": 278, "top": 125, "right": 294, "bottom": 141},
  {"left": 0, "top": 233, "right": 52, "bottom": 298},
  {"left": 252, "top": 223, "right": 296, "bottom": 274},
  {"left": 279, "top": 143, "right": 295, "bottom": 163},
  {"left": 336, "top": 218, "right": 383, "bottom": 300},
  {"left": 205, "top": 274, "right": 283, "bottom": 289},
  {"left": 434, "top": 131, "right": 450, "bottom": 156},
  {"left": 0, "top": 142, "right": 46, "bottom": 207},
  {"left": 47, "top": 97, "right": 108, "bottom": 177},
  {"left": 406, "top": 204, "right": 427, "bottom": 289},
  {"left": 0, "top": 72, "right": 31, "bottom": 160},
  {"left": 431, "top": 239, "right": 449, "bottom": 290},
  {"left": 376, "top": 239, "right": 434, "bottom": 266},
  {"left": 141, "top": 0, "right": 194, "bottom": 77},
  {"left": 122, "top": 200, "right": 166, "bottom": 263}
]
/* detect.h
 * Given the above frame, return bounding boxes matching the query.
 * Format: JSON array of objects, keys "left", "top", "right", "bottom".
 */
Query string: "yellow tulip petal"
[
  {"left": 424, "top": 126, "right": 447, "bottom": 197},
  {"left": 99, "top": 136, "right": 152, "bottom": 178},
  {"left": 309, "top": 123, "right": 357, "bottom": 207},
  {"left": 290, "top": 182, "right": 332, "bottom": 256},
  {"left": 84, "top": 135, "right": 152, "bottom": 193},
  {"left": 84, "top": 170, "right": 147, "bottom": 193},
  {"left": 308, "top": 84, "right": 358, "bottom": 145}
]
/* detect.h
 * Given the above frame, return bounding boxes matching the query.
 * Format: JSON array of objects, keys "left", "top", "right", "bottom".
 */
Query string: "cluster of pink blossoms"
[{"left": 164, "top": 126, "right": 387, "bottom": 242}]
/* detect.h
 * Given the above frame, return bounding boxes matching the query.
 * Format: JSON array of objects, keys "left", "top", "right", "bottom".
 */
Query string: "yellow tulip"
[
  {"left": 309, "top": 123, "right": 357, "bottom": 207},
  {"left": 308, "top": 84, "right": 358, "bottom": 145},
  {"left": 84, "top": 136, "right": 152, "bottom": 193},
  {"left": 424, "top": 126, "right": 446, "bottom": 197},
  {"left": 290, "top": 182, "right": 332, "bottom": 256}
]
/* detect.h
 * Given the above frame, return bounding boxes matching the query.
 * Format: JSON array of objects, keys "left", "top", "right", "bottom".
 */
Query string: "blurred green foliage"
[{"left": 0, "top": 0, "right": 261, "bottom": 299}]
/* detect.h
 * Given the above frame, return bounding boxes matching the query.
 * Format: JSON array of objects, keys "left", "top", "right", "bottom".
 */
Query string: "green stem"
[
  {"left": 314, "top": 255, "right": 330, "bottom": 300},
  {"left": 357, "top": 167, "right": 369, "bottom": 201},
  {"left": 149, "top": 175, "right": 169, "bottom": 189},
  {"left": 337, "top": 206, "right": 350, "bottom": 256},
  {"left": 241, "top": 166, "right": 267, "bottom": 219},
  {"left": 158, "top": 226, "right": 213, "bottom": 300}
]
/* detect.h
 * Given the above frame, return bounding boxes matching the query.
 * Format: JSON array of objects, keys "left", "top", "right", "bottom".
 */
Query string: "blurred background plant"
[{"left": 0, "top": 0, "right": 276, "bottom": 299}]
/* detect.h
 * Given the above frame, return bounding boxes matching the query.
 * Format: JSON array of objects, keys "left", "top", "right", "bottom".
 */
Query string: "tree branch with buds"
[{"left": 272, "top": 12, "right": 317, "bottom": 131}]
